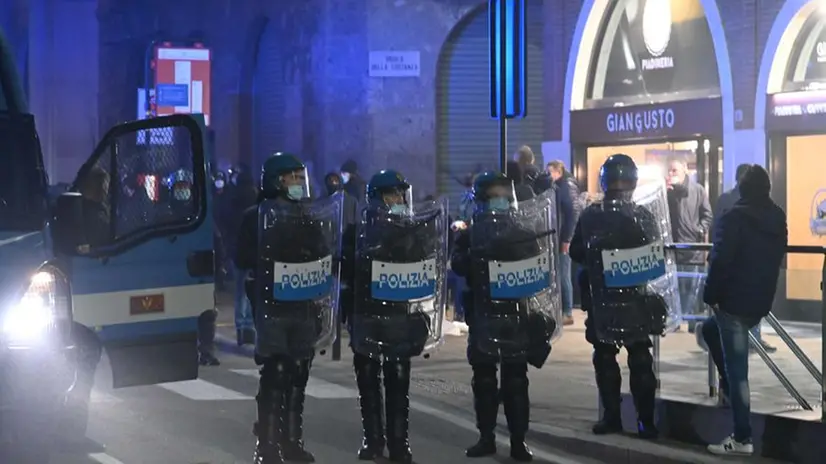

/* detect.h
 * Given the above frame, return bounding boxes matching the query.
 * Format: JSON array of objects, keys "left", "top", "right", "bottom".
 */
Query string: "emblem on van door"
[{"left": 129, "top": 294, "right": 165, "bottom": 315}]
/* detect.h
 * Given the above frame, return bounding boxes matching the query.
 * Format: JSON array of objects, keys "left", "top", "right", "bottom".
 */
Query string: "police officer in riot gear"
[
  {"left": 451, "top": 171, "right": 557, "bottom": 462},
  {"left": 236, "top": 153, "right": 340, "bottom": 463},
  {"left": 569, "top": 154, "right": 667, "bottom": 439},
  {"left": 342, "top": 170, "right": 446, "bottom": 463}
]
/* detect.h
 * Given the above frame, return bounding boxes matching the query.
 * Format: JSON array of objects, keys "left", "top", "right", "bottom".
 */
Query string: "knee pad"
[
  {"left": 592, "top": 344, "right": 619, "bottom": 369},
  {"left": 626, "top": 345, "right": 654, "bottom": 371},
  {"left": 471, "top": 364, "right": 498, "bottom": 391},
  {"left": 289, "top": 358, "right": 312, "bottom": 388},
  {"left": 501, "top": 363, "right": 529, "bottom": 393},
  {"left": 259, "top": 357, "right": 291, "bottom": 392}
]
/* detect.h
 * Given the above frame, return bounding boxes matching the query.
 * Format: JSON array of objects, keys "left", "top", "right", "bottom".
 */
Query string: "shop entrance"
[
  {"left": 575, "top": 138, "right": 723, "bottom": 201},
  {"left": 767, "top": 132, "right": 826, "bottom": 323}
]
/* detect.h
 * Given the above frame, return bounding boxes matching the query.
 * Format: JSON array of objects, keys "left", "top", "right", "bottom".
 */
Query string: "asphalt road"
[{"left": 47, "top": 353, "right": 600, "bottom": 464}]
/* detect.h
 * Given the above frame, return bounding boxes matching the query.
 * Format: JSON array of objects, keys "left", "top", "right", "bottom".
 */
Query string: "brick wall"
[{"left": 90, "top": 0, "right": 488, "bottom": 196}]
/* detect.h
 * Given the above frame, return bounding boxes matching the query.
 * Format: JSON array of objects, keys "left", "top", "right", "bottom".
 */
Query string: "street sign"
[{"left": 489, "top": 0, "right": 526, "bottom": 120}]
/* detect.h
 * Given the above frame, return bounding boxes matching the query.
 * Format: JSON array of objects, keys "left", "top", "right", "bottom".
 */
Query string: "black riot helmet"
[
  {"left": 472, "top": 170, "right": 517, "bottom": 213},
  {"left": 366, "top": 169, "right": 412, "bottom": 214},
  {"left": 599, "top": 154, "right": 638, "bottom": 193},
  {"left": 260, "top": 152, "right": 309, "bottom": 201}
]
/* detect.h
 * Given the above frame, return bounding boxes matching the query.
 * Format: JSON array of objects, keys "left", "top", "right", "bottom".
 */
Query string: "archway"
[
  {"left": 435, "top": 2, "right": 545, "bottom": 215},
  {"left": 755, "top": 0, "right": 826, "bottom": 322},
  {"left": 563, "top": 0, "right": 735, "bottom": 189}
]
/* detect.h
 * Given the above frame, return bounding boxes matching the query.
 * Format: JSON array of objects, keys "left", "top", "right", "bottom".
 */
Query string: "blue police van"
[{"left": 0, "top": 28, "right": 214, "bottom": 460}]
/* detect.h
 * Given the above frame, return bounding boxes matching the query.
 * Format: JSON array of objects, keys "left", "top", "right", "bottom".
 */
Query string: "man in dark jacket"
[
  {"left": 548, "top": 160, "right": 581, "bottom": 325},
  {"left": 700, "top": 164, "right": 776, "bottom": 353},
  {"left": 341, "top": 159, "right": 367, "bottom": 200},
  {"left": 513, "top": 145, "right": 541, "bottom": 185},
  {"left": 505, "top": 161, "right": 535, "bottom": 201},
  {"left": 702, "top": 164, "right": 787, "bottom": 457},
  {"left": 227, "top": 170, "right": 259, "bottom": 346},
  {"left": 666, "top": 159, "right": 713, "bottom": 332}
]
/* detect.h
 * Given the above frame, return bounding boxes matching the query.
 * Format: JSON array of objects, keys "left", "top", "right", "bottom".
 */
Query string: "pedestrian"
[
  {"left": 340, "top": 159, "right": 367, "bottom": 200},
  {"left": 227, "top": 169, "right": 258, "bottom": 346},
  {"left": 236, "top": 152, "right": 337, "bottom": 463},
  {"left": 547, "top": 160, "right": 582, "bottom": 326},
  {"left": 570, "top": 154, "right": 666, "bottom": 440},
  {"left": 665, "top": 158, "right": 713, "bottom": 332},
  {"left": 452, "top": 171, "right": 556, "bottom": 462},
  {"left": 702, "top": 164, "right": 787, "bottom": 456},
  {"left": 342, "top": 170, "right": 446, "bottom": 463},
  {"left": 513, "top": 145, "right": 541, "bottom": 185},
  {"left": 505, "top": 160, "right": 535, "bottom": 201},
  {"left": 696, "top": 163, "right": 776, "bottom": 353}
]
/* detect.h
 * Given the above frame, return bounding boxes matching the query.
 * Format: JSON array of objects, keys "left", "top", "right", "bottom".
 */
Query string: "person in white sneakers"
[{"left": 702, "top": 165, "right": 787, "bottom": 456}]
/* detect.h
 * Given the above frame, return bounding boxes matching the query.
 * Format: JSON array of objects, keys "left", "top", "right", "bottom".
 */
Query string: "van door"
[{"left": 67, "top": 114, "right": 214, "bottom": 388}]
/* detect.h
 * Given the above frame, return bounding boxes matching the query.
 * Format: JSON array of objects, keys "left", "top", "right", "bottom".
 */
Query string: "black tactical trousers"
[
  {"left": 352, "top": 351, "right": 413, "bottom": 463},
  {"left": 585, "top": 315, "right": 657, "bottom": 435},
  {"left": 467, "top": 356, "right": 530, "bottom": 444},
  {"left": 254, "top": 354, "right": 316, "bottom": 464}
]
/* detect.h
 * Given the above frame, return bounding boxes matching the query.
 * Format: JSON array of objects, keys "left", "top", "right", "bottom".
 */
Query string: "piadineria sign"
[
  {"left": 570, "top": 98, "right": 723, "bottom": 144},
  {"left": 369, "top": 51, "right": 421, "bottom": 77}
]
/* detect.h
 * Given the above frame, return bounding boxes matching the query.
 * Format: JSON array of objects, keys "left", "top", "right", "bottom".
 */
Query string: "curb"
[{"left": 212, "top": 334, "right": 730, "bottom": 463}]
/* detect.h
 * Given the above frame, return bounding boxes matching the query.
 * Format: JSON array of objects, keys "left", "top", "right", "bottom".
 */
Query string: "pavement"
[{"left": 212, "top": 292, "right": 793, "bottom": 463}]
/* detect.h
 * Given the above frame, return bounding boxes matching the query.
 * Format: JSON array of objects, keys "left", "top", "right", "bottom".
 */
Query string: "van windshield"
[{"left": 0, "top": 30, "right": 49, "bottom": 231}]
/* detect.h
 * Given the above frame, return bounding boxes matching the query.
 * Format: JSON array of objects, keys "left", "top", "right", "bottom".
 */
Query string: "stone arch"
[
  {"left": 562, "top": 0, "right": 736, "bottom": 182},
  {"left": 754, "top": 0, "right": 821, "bottom": 132}
]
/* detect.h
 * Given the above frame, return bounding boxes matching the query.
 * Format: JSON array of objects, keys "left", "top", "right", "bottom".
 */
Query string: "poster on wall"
[{"left": 153, "top": 45, "right": 212, "bottom": 126}]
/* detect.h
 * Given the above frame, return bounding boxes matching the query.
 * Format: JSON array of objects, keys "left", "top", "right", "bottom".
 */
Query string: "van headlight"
[{"left": 2, "top": 267, "right": 72, "bottom": 347}]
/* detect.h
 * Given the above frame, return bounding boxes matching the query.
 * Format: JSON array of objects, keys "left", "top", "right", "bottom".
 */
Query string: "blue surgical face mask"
[
  {"left": 287, "top": 185, "right": 305, "bottom": 200},
  {"left": 340, "top": 172, "right": 351, "bottom": 184},
  {"left": 389, "top": 204, "right": 408, "bottom": 215},
  {"left": 488, "top": 197, "right": 510, "bottom": 212},
  {"left": 214, "top": 179, "right": 225, "bottom": 189}
]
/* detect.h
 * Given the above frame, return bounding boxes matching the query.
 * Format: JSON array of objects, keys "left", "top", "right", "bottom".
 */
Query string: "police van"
[{"left": 0, "top": 29, "right": 213, "bottom": 460}]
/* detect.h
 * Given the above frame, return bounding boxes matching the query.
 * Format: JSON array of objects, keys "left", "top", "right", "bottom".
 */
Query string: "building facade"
[{"left": 545, "top": 0, "right": 826, "bottom": 321}]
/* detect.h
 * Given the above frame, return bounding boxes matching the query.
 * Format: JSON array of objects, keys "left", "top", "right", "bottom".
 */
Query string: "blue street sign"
[
  {"left": 156, "top": 83, "right": 189, "bottom": 107},
  {"left": 489, "top": 0, "right": 526, "bottom": 119}
]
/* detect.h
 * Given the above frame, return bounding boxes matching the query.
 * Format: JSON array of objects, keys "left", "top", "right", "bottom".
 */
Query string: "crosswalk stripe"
[
  {"left": 157, "top": 378, "right": 253, "bottom": 401},
  {"left": 230, "top": 369, "right": 358, "bottom": 399}
]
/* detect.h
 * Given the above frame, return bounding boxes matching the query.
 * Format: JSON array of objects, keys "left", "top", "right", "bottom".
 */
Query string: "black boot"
[
  {"left": 354, "top": 353, "right": 385, "bottom": 460},
  {"left": 281, "top": 360, "right": 315, "bottom": 462},
  {"left": 627, "top": 344, "right": 658, "bottom": 439},
  {"left": 466, "top": 365, "right": 498, "bottom": 458},
  {"left": 592, "top": 346, "right": 623, "bottom": 435},
  {"left": 384, "top": 360, "right": 413, "bottom": 463},
  {"left": 254, "top": 393, "right": 286, "bottom": 464},
  {"left": 502, "top": 363, "right": 532, "bottom": 462}
]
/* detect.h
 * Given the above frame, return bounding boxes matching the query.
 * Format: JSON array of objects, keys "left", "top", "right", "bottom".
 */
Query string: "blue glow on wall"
[{"left": 488, "top": 0, "right": 526, "bottom": 119}]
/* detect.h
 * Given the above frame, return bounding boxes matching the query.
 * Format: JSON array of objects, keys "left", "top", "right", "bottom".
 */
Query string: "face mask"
[
  {"left": 669, "top": 175, "right": 682, "bottom": 185},
  {"left": 389, "top": 204, "right": 408, "bottom": 215},
  {"left": 340, "top": 172, "right": 351, "bottom": 184},
  {"left": 174, "top": 188, "right": 191, "bottom": 201},
  {"left": 287, "top": 185, "right": 305, "bottom": 200},
  {"left": 488, "top": 197, "right": 510, "bottom": 211},
  {"left": 214, "top": 180, "right": 225, "bottom": 189},
  {"left": 325, "top": 182, "right": 341, "bottom": 196}
]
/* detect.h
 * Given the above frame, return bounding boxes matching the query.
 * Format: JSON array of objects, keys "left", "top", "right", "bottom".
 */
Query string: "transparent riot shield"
[
  {"left": 350, "top": 198, "right": 448, "bottom": 360},
  {"left": 581, "top": 179, "right": 681, "bottom": 345},
  {"left": 255, "top": 193, "right": 343, "bottom": 359},
  {"left": 469, "top": 198, "right": 559, "bottom": 366}
]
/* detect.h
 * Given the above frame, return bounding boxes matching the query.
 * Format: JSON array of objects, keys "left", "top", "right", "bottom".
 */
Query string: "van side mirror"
[{"left": 53, "top": 114, "right": 207, "bottom": 258}]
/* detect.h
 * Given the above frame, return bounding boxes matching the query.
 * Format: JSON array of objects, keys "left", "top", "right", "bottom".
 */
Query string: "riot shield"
[
  {"left": 255, "top": 193, "right": 343, "bottom": 359},
  {"left": 581, "top": 179, "right": 681, "bottom": 345},
  {"left": 350, "top": 198, "right": 448, "bottom": 360},
  {"left": 469, "top": 197, "right": 560, "bottom": 365}
]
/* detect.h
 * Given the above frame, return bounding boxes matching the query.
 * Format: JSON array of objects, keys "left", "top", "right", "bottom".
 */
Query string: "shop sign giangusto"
[{"left": 606, "top": 107, "right": 676, "bottom": 135}]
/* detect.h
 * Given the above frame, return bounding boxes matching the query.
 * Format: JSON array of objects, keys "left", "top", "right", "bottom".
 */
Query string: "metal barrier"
[{"left": 666, "top": 243, "right": 826, "bottom": 419}]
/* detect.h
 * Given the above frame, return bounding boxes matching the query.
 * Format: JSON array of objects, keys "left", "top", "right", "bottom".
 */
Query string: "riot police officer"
[
  {"left": 451, "top": 171, "right": 557, "bottom": 462},
  {"left": 235, "top": 153, "right": 341, "bottom": 463},
  {"left": 342, "top": 170, "right": 446, "bottom": 463},
  {"left": 569, "top": 154, "right": 670, "bottom": 440}
]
